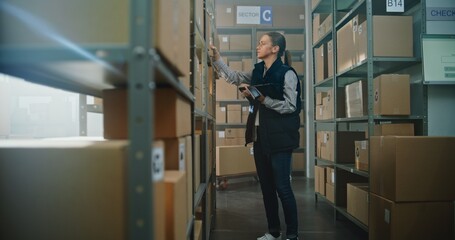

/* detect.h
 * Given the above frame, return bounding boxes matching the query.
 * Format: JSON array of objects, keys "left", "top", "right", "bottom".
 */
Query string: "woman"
[{"left": 211, "top": 32, "right": 301, "bottom": 240}]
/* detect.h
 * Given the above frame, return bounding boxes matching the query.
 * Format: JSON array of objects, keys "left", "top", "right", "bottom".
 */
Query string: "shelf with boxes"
[
  {"left": 193, "top": 0, "right": 218, "bottom": 238},
  {"left": 312, "top": 0, "right": 431, "bottom": 236},
  {"left": 0, "top": 0, "right": 210, "bottom": 240}
]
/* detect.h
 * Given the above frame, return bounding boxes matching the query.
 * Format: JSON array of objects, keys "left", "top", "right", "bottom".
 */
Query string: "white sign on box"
[{"left": 152, "top": 147, "right": 164, "bottom": 182}]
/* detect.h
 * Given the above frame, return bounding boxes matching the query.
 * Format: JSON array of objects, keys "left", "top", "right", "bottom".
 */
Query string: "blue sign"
[{"left": 260, "top": 6, "right": 273, "bottom": 25}]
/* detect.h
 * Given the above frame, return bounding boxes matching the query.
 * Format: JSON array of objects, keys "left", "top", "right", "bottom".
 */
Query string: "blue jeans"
[{"left": 253, "top": 141, "right": 298, "bottom": 239}]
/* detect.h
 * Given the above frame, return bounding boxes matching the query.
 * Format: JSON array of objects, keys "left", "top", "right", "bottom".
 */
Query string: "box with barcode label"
[
  {"left": 369, "top": 193, "right": 454, "bottom": 240},
  {"left": 216, "top": 146, "right": 255, "bottom": 176},
  {"left": 354, "top": 140, "right": 369, "bottom": 171},
  {"left": 0, "top": 140, "right": 166, "bottom": 240}
]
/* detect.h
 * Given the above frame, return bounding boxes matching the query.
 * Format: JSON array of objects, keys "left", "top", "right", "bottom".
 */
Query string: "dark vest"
[{"left": 245, "top": 58, "right": 301, "bottom": 154}]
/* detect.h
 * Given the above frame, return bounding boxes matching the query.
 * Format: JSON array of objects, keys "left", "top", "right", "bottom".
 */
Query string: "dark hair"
[{"left": 264, "top": 32, "right": 291, "bottom": 66}]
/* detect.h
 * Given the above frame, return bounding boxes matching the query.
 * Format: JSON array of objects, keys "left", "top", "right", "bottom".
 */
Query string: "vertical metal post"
[
  {"left": 366, "top": 0, "right": 374, "bottom": 137},
  {"left": 305, "top": 0, "right": 315, "bottom": 179},
  {"left": 79, "top": 94, "right": 87, "bottom": 136},
  {"left": 128, "top": 0, "right": 154, "bottom": 239}
]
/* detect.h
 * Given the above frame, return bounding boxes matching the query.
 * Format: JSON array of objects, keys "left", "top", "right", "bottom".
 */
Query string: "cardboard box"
[
  {"left": 226, "top": 104, "right": 241, "bottom": 123},
  {"left": 356, "top": 19, "right": 367, "bottom": 64},
  {"left": 292, "top": 61, "right": 305, "bottom": 75},
  {"left": 177, "top": 0, "right": 191, "bottom": 80},
  {"left": 317, "top": 131, "right": 334, "bottom": 161},
  {"left": 312, "top": 13, "right": 330, "bottom": 43},
  {"left": 373, "top": 74, "right": 410, "bottom": 115},
  {"left": 241, "top": 106, "right": 249, "bottom": 124},
  {"left": 345, "top": 80, "right": 367, "bottom": 118},
  {"left": 0, "top": 0, "right": 189, "bottom": 77},
  {"left": 369, "top": 193, "right": 454, "bottom": 240},
  {"left": 319, "top": 13, "right": 333, "bottom": 39},
  {"left": 315, "top": 105, "right": 324, "bottom": 120},
  {"left": 337, "top": 20, "right": 355, "bottom": 73},
  {"left": 229, "top": 35, "right": 251, "bottom": 50},
  {"left": 216, "top": 4, "right": 235, "bottom": 27},
  {"left": 286, "top": 34, "right": 305, "bottom": 51},
  {"left": 370, "top": 136, "right": 455, "bottom": 202},
  {"left": 316, "top": 91, "right": 328, "bottom": 105},
  {"left": 300, "top": 110, "right": 305, "bottom": 126},
  {"left": 299, "top": 127, "right": 305, "bottom": 148},
  {"left": 354, "top": 140, "right": 368, "bottom": 171},
  {"left": 292, "top": 152, "right": 305, "bottom": 172},
  {"left": 216, "top": 131, "right": 226, "bottom": 146},
  {"left": 314, "top": 165, "right": 326, "bottom": 195},
  {"left": 314, "top": 43, "right": 326, "bottom": 83},
  {"left": 164, "top": 171, "right": 187, "bottom": 240},
  {"left": 322, "top": 95, "right": 333, "bottom": 120},
  {"left": 103, "top": 88, "right": 191, "bottom": 139},
  {"left": 227, "top": 104, "right": 241, "bottom": 111},
  {"left": 228, "top": 60, "right": 243, "bottom": 71},
  {"left": 216, "top": 78, "right": 238, "bottom": 100},
  {"left": 0, "top": 140, "right": 166, "bottom": 240},
  {"left": 224, "top": 137, "right": 244, "bottom": 146},
  {"left": 225, "top": 128, "right": 244, "bottom": 138},
  {"left": 372, "top": 16, "right": 413, "bottom": 57},
  {"left": 371, "top": 123, "right": 414, "bottom": 137},
  {"left": 163, "top": 137, "right": 186, "bottom": 171},
  {"left": 347, "top": 183, "right": 369, "bottom": 226},
  {"left": 227, "top": 110, "right": 241, "bottom": 123},
  {"left": 325, "top": 166, "right": 335, "bottom": 185},
  {"left": 274, "top": 5, "right": 305, "bottom": 28},
  {"left": 325, "top": 182, "right": 335, "bottom": 203},
  {"left": 216, "top": 146, "right": 256, "bottom": 176},
  {"left": 216, "top": 105, "right": 227, "bottom": 124},
  {"left": 242, "top": 58, "right": 253, "bottom": 71},
  {"left": 219, "top": 35, "right": 230, "bottom": 50},
  {"left": 327, "top": 40, "right": 334, "bottom": 78}
]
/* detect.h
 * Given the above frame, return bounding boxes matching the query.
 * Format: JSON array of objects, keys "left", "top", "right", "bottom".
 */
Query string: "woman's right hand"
[{"left": 209, "top": 44, "right": 221, "bottom": 61}]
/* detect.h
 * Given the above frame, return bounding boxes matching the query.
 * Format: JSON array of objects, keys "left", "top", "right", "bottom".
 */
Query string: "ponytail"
[{"left": 283, "top": 50, "right": 292, "bottom": 67}]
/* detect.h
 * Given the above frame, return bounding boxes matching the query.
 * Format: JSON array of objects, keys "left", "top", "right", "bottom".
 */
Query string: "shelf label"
[
  {"left": 386, "top": 0, "right": 404, "bottom": 13},
  {"left": 152, "top": 147, "right": 164, "bottom": 182},
  {"left": 384, "top": 209, "right": 391, "bottom": 224},
  {"left": 218, "top": 131, "right": 225, "bottom": 138},
  {"left": 179, "top": 143, "right": 186, "bottom": 171},
  {"left": 236, "top": 6, "right": 272, "bottom": 25}
]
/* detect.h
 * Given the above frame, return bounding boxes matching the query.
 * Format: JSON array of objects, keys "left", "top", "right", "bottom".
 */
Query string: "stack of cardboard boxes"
[
  {"left": 102, "top": 87, "right": 193, "bottom": 240},
  {"left": 369, "top": 136, "right": 455, "bottom": 239}
]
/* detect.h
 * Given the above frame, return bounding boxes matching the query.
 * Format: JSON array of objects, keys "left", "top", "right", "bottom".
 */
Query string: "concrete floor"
[{"left": 210, "top": 176, "right": 368, "bottom": 240}]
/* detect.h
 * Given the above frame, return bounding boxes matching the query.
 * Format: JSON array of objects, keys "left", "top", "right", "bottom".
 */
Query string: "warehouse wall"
[
  {"left": 428, "top": 87, "right": 455, "bottom": 136},
  {"left": 426, "top": 0, "right": 455, "bottom": 136}
]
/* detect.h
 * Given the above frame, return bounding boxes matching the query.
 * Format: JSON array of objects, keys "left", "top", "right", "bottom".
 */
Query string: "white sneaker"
[{"left": 257, "top": 233, "right": 281, "bottom": 240}]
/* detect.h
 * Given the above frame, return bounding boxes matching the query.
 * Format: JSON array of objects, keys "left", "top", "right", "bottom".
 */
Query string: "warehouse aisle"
[{"left": 211, "top": 177, "right": 367, "bottom": 240}]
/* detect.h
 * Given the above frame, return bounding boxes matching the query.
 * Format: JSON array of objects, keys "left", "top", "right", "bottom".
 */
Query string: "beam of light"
[{"left": 0, "top": 1, "right": 123, "bottom": 76}]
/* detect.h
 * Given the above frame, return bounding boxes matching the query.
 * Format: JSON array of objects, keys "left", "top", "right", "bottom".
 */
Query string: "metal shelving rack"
[
  {"left": 192, "top": 0, "right": 218, "bottom": 239},
  {"left": 311, "top": 0, "right": 427, "bottom": 232},
  {"left": 0, "top": 1, "right": 199, "bottom": 239}
]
